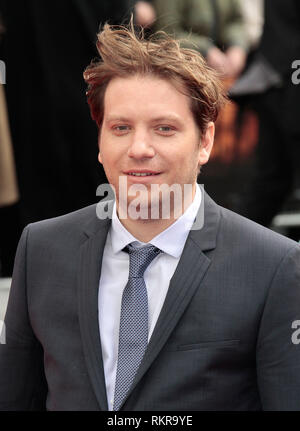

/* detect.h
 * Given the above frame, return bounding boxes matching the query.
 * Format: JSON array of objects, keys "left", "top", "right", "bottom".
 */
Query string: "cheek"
[
  {"left": 101, "top": 137, "right": 127, "bottom": 162},
  {"left": 99, "top": 142, "right": 118, "bottom": 165},
  {"left": 178, "top": 150, "right": 200, "bottom": 168}
]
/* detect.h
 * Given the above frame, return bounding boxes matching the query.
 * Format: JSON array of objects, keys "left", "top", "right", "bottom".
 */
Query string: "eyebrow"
[
  {"left": 105, "top": 114, "right": 183, "bottom": 123},
  {"left": 150, "top": 115, "right": 182, "bottom": 123},
  {"left": 105, "top": 116, "right": 131, "bottom": 123}
]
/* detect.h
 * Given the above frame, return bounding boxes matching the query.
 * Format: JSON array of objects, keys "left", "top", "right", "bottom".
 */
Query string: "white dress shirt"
[{"left": 98, "top": 184, "right": 202, "bottom": 410}]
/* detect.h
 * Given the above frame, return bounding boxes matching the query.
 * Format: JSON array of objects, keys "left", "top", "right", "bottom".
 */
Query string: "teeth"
[{"left": 129, "top": 173, "right": 157, "bottom": 176}]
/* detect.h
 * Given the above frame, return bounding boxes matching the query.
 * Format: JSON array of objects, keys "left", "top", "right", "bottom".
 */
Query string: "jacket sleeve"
[
  {"left": 0, "top": 226, "right": 47, "bottom": 411},
  {"left": 153, "top": 0, "right": 214, "bottom": 56},
  {"left": 256, "top": 244, "right": 300, "bottom": 410},
  {"left": 221, "top": 0, "right": 250, "bottom": 52}
]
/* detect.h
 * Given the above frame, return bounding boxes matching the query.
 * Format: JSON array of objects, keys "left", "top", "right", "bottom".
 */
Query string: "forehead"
[{"left": 103, "top": 74, "right": 194, "bottom": 121}]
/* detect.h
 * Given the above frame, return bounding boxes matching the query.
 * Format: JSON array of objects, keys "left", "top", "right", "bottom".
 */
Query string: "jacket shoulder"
[
  {"left": 28, "top": 204, "right": 98, "bottom": 233},
  {"left": 24, "top": 201, "right": 114, "bottom": 246},
  {"left": 219, "top": 205, "right": 299, "bottom": 255}
]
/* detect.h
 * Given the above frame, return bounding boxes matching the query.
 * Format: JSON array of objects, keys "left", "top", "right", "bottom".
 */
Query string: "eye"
[
  {"left": 156, "top": 125, "right": 176, "bottom": 135},
  {"left": 112, "top": 125, "right": 131, "bottom": 135}
]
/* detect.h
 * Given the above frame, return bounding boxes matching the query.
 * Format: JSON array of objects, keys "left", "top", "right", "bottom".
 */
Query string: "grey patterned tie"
[{"left": 113, "top": 243, "right": 162, "bottom": 411}]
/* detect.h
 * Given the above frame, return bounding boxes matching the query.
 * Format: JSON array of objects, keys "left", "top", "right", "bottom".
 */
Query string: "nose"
[{"left": 127, "top": 128, "right": 155, "bottom": 160}]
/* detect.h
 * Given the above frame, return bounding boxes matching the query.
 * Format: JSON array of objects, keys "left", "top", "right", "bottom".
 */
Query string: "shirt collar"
[{"left": 110, "top": 184, "right": 202, "bottom": 258}]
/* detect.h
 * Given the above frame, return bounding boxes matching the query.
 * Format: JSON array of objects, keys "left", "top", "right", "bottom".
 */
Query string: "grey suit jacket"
[{"left": 0, "top": 192, "right": 300, "bottom": 411}]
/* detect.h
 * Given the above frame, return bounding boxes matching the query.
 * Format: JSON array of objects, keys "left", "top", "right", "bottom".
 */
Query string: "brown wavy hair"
[{"left": 83, "top": 22, "right": 227, "bottom": 136}]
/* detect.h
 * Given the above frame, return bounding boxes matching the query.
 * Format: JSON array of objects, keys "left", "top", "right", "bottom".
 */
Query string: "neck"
[{"left": 117, "top": 216, "right": 178, "bottom": 243}]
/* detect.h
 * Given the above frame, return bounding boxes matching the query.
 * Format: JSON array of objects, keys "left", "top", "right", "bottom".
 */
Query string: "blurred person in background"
[
  {"left": 153, "top": 0, "right": 250, "bottom": 79},
  {"left": 0, "top": 11, "right": 20, "bottom": 277},
  {"left": 0, "top": 0, "right": 134, "bottom": 276},
  {"left": 233, "top": 0, "right": 300, "bottom": 230}
]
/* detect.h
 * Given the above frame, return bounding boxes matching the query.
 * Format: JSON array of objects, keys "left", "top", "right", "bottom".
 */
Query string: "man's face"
[{"left": 99, "top": 74, "right": 214, "bottom": 217}]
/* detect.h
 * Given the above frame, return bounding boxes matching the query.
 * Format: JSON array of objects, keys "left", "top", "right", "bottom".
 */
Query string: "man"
[{"left": 0, "top": 23, "right": 300, "bottom": 411}]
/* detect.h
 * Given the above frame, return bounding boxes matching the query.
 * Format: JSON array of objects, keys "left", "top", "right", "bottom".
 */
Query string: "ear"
[{"left": 198, "top": 122, "right": 215, "bottom": 166}]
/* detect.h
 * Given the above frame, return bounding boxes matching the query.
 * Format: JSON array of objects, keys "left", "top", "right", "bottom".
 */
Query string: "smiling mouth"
[{"left": 127, "top": 172, "right": 160, "bottom": 177}]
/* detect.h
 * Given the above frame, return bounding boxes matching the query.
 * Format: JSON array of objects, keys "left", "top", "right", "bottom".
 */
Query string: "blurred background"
[{"left": 0, "top": 0, "right": 300, "bottom": 318}]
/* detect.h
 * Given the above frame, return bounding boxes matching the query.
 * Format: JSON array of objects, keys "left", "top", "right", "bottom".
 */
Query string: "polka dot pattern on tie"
[{"left": 113, "top": 243, "right": 162, "bottom": 411}]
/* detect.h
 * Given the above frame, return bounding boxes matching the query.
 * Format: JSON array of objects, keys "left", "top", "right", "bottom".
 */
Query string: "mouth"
[
  {"left": 127, "top": 172, "right": 160, "bottom": 177},
  {"left": 123, "top": 170, "right": 162, "bottom": 183},
  {"left": 124, "top": 170, "right": 161, "bottom": 176}
]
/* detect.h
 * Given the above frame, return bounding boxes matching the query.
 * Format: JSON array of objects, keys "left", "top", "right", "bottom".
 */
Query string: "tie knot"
[{"left": 125, "top": 243, "right": 162, "bottom": 278}]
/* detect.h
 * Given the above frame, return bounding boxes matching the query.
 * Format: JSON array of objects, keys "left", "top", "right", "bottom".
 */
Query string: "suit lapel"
[
  {"left": 121, "top": 191, "right": 221, "bottom": 409},
  {"left": 77, "top": 201, "right": 112, "bottom": 411}
]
